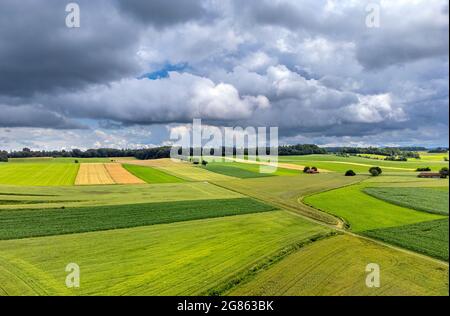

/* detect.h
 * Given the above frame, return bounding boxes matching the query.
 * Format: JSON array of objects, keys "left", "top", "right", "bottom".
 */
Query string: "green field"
[
  {"left": 202, "top": 164, "right": 273, "bottom": 179},
  {"left": 0, "top": 198, "right": 275, "bottom": 240},
  {"left": 228, "top": 235, "right": 449, "bottom": 296},
  {"left": 279, "top": 154, "right": 449, "bottom": 173},
  {"left": 215, "top": 173, "right": 368, "bottom": 226},
  {"left": 0, "top": 211, "right": 330, "bottom": 295},
  {"left": 364, "top": 187, "right": 449, "bottom": 215},
  {"left": 304, "top": 183, "right": 445, "bottom": 232},
  {"left": 363, "top": 219, "right": 449, "bottom": 261},
  {"left": 0, "top": 182, "right": 243, "bottom": 210},
  {"left": 0, "top": 163, "right": 79, "bottom": 186},
  {"left": 123, "top": 164, "right": 185, "bottom": 184}
]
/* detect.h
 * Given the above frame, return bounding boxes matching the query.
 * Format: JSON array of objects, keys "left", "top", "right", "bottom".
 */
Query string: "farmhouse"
[{"left": 417, "top": 172, "right": 441, "bottom": 179}]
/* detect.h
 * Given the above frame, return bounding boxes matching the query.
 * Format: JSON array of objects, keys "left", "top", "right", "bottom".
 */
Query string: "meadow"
[
  {"left": 123, "top": 164, "right": 185, "bottom": 183},
  {"left": 0, "top": 163, "right": 79, "bottom": 186}
]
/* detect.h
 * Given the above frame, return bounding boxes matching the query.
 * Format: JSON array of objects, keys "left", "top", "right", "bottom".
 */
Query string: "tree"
[
  {"left": 201, "top": 160, "right": 208, "bottom": 166},
  {"left": 303, "top": 166, "right": 311, "bottom": 173},
  {"left": 0, "top": 151, "right": 8, "bottom": 162},
  {"left": 369, "top": 166, "right": 382, "bottom": 176},
  {"left": 439, "top": 167, "right": 449, "bottom": 179},
  {"left": 311, "top": 166, "right": 318, "bottom": 172},
  {"left": 345, "top": 170, "right": 356, "bottom": 176}
]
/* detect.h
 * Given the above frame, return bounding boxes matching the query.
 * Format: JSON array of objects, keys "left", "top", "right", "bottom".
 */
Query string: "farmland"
[
  {"left": 304, "top": 173, "right": 449, "bottom": 260},
  {"left": 364, "top": 187, "right": 449, "bottom": 215},
  {"left": 0, "top": 211, "right": 330, "bottom": 296},
  {"left": 0, "top": 198, "right": 275, "bottom": 240},
  {"left": 0, "top": 163, "right": 79, "bottom": 186},
  {"left": 123, "top": 164, "right": 185, "bottom": 184},
  {"left": 0, "top": 156, "right": 448, "bottom": 296},
  {"left": 228, "top": 235, "right": 449, "bottom": 296}
]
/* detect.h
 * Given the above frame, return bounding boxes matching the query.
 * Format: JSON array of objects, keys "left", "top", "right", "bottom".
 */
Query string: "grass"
[
  {"left": 123, "top": 164, "right": 185, "bottom": 183},
  {"left": 364, "top": 187, "right": 449, "bottom": 215},
  {"left": 0, "top": 182, "right": 243, "bottom": 210},
  {"left": 0, "top": 198, "right": 276, "bottom": 240},
  {"left": 363, "top": 219, "right": 449, "bottom": 261},
  {"left": 228, "top": 235, "right": 449, "bottom": 296},
  {"left": 304, "top": 184, "right": 444, "bottom": 232},
  {"left": 0, "top": 211, "right": 330, "bottom": 295},
  {"left": 0, "top": 163, "right": 79, "bottom": 186},
  {"left": 202, "top": 164, "right": 273, "bottom": 179}
]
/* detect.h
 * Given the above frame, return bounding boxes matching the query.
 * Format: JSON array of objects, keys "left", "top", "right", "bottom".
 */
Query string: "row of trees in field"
[{"left": 1, "top": 144, "right": 447, "bottom": 161}]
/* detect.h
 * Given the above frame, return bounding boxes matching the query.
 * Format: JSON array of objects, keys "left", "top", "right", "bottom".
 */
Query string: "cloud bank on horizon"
[{"left": 0, "top": 0, "right": 448, "bottom": 150}]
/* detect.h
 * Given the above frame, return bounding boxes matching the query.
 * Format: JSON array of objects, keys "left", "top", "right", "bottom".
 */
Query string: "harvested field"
[
  {"left": 75, "top": 164, "right": 114, "bottom": 185},
  {"left": 104, "top": 164, "right": 145, "bottom": 184}
]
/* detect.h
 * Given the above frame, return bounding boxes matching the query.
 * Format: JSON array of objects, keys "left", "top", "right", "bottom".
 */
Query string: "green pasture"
[
  {"left": 123, "top": 164, "right": 185, "bottom": 184},
  {"left": 0, "top": 211, "right": 329, "bottom": 296},
  {"left": 0, "top": 163, "right": 79, "bottom": 186},
  {"left": 228, "top": 235, "right": 449, "bottom": 296}
]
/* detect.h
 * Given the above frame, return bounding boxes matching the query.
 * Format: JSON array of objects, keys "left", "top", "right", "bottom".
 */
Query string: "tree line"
[{"left": 0, "top": 144, "right": 446, "bottom": 162}]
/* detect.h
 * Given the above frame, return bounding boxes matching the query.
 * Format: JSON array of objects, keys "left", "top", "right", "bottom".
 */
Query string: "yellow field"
[
  {"left": 104, "top": 164, "right": 145, "bottom": 184},
  {"left": 75, "top": 163, "right": 144, "bottom": 185},
  {"left": 75, "top": 164, "right": 115, "bottom": 185}
]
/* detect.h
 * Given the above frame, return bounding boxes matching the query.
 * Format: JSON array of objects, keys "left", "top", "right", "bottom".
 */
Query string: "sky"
[{"left": 0, "top": 0, "right": 448, "bottom": 151}]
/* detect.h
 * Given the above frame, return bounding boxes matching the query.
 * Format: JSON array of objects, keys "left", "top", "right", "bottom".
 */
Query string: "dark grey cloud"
[
  {"left": 0, "top": 0, "right": 140, "bottom": 97},
  {"left": 116, "top": 0, "right": 210, "bottom": 27},
  {"left": 0, "top": 104, "right": 85, "bottom": 129}
]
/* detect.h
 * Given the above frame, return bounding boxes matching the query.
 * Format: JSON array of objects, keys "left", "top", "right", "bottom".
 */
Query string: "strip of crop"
[{"left": 0, "top": 198, "right": 276, "bottom": 240}]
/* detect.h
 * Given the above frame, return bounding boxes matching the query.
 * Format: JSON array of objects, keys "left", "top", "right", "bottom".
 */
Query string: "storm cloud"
[{"left": 0, "top": 0, "right": 448, "bottom": 150}]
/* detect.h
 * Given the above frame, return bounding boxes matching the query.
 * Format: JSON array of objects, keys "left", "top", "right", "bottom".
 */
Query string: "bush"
[
  {"left": 369, "top": 166, "right": 382, "bottom": 176},
  {"left": 74, "top": 160, "right": 79, "bottom": 164},
  {"left": 345, "top": 170, "right": 356, "bottom": 176},
  {"left": 439, "top": 167, "right": 449, "bottom": 179},
  {"left": 416, "top": 167, "right": 431, "bottom": 172},
  {"left": 201, "top": 160, "right": 208, "bottom": 166},
  {"left": 311, "top": 166, "right": 318, "bottom": 172},
  {"left": 303, "top": 166, "right": 311, "bottom": 173}
]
